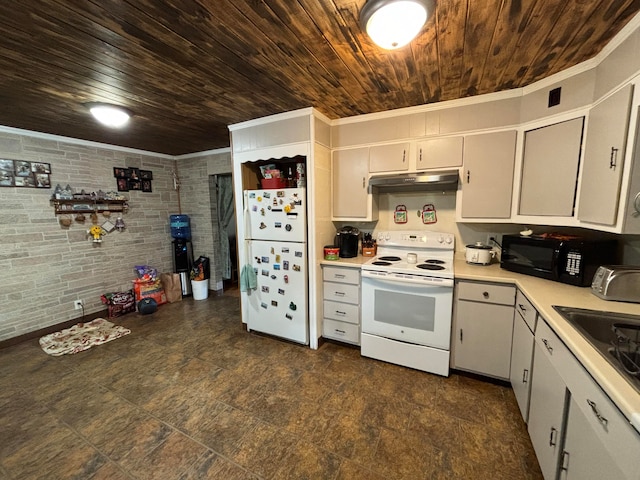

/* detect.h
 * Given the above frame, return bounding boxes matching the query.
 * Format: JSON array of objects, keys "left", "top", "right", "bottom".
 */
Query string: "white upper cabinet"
[
  {"left": 369, "top": 142, "right": 410, "bottom": 172},
  {"left": 578, "top": 84, "right": 634, "bottom": 225},
  {"left": 332, "top": 147, "right": 378, "bottom": 221},
  {"left": 460, "top": 130, "right": 517, "bottom": 219},
  {"left": 519, "top": 117, "right": 584, "bottom": 217},
  {"left": 416, "top": 136, "right": 463, "bottom": 170}
]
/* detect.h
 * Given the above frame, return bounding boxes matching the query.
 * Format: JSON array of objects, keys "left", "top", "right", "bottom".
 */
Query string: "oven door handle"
[{"left": 361, "top": 270, "right": 454, "bottom": 288}]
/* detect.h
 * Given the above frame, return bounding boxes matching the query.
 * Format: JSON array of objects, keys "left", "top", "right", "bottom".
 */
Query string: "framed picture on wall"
[
  {"left": 15, "top": 175, "right": 36, "bottom": 187},
  {"left": 141, "top": 180, "right": 152, "bottom": 192},
  {"left": 0, "top": 160, "right": 15, "bottom": 186},
  {"left": 128, "top": 179, "right": 141, "bottom": 190},
  {"left": 32, "top": 162, "right": 51, "bottom": 174},
  {"left": 34, "top": 174, "right": 51, "bottom": 188},
  {"left": 113, "top": 167, "right": 127, "bottom": 178},
  {"left": 128, "top": 168, "right": 141, "bottom": 180},
  {"left": 140, "top": 170, "right": 153, "bottom": 180},
  {"left": 116, "top": 178, "right": 129, "bottom": 192},
  {"left": 14, "top": 161, "right": 31, "bottom": 177}
]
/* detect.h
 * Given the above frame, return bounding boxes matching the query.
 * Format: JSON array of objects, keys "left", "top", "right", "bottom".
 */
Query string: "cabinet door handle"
[
  {"left": 334, "top": 291, "right": 345, "bottom": 297},
  {"left": 542, "top": 338, "right": 553, "bottom": 354},
  {"left": 334, "top": 274, "right": 346, "bottom": 278},
  {"left": 560, "top": 451, "right": 569, "bottom": 471},
  {"left": 610, "top": 147, "right": 619, "bottom": 169},
  {"left": 362, "top": 177, "right": 365, "bottom": 188},
  {"left": 522, "top": 369, "right": 529, "bottom": 384},
  {"left": 549, "top": 427, "right": 558, "bottom": 447},
  {"left": 402, "top": 149, "right": 406, "bottom": 163},
  {"left": 419, "top": 148, "right": 423, "bottom": 162},
  {"left": 335, "top": 310, "right": 346, "bottom": 315},
  {"left": 459, "top": 328, "right": 463, "bottom": 343},
  {"left": 518, "top": 303, "right": 527, "bottom": 313},
  {"left": 466, "top": 170, "right": 471, "bottom": 183},
  {"left": 586, "top": 399, "right": 608, "bottom": 427},
  {"left": 335, "top": 329, "right": 346, "bottom": 334}
]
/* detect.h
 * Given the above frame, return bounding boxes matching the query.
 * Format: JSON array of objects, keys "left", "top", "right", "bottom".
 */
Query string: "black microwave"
[{"left": 500, "top": 234, "right": 618, "bottom": 286}]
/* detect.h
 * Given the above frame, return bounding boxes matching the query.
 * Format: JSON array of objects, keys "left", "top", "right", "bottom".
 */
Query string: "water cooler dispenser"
[{"left": 170, "top": 214, "right": 193, "bottom": 296}]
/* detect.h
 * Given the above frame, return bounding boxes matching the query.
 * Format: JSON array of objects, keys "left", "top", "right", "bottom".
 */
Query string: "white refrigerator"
[{"left": 243, "top": 187, "right": 308, "bottom": 344}]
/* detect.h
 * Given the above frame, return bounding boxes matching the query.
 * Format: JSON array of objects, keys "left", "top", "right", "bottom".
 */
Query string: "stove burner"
[
  {"left": 378, "top": 256, "right": 402, "bottom": 262},
  {"left": 416, "top": 264, "right": 445, "bottom": 270},
  {"left": 424, "top": 259, "right": 445, "bottom": 264},
  {"left": 372, "top": 261, "right": 392, "bottom": 266}
]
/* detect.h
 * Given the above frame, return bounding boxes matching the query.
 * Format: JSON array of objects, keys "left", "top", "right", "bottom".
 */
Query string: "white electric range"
[{"left": 360, "top": 230, "right": 455, "bottom": 376}]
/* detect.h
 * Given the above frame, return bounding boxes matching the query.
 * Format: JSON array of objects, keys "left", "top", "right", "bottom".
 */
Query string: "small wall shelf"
[{"left": 51, "top": 199, "right": 129, "bottom": 215}]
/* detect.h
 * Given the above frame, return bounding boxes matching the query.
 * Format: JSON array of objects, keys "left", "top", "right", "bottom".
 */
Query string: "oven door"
[{"left": 361, "top": 271, "right": 453, "bottom": 349}]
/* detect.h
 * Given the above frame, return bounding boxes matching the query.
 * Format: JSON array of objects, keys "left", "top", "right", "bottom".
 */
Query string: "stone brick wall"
[{"left": 0, "top": 130, "right": 179, "bottom": 341}]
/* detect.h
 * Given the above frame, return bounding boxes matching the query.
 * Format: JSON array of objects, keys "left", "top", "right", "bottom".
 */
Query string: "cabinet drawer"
[
  {"left": 323, "top": 266, "right": 360, "bottom": 285},
  {"left": 515, "top": 290, "right": 537, "bottom": 332},
  {"left": 323, "top": 319, "right": 360, "bottom": 344},
  {"left": 323, "top": 300, "right": 359, "bottom": 325},
  {"left": 456, "top": 281, "right": 515, "bottom": 306},
  {"left": 323, "top": 282, "right": 359, "bottom": 304}
]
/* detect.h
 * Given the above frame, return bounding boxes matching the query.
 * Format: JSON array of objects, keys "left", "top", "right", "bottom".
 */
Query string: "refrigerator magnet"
[
  {"left": 289, "top": 302, "right": 297, "bottom": 311},
  {"left": 275, "top": 222, "right": 282, "bottom": 228},
  {"left": 260, "top": 208, "right": 265, "bottom": 216},
  {"left": 270, "top": 274, "right": 277, "bottom": 279},
  {"left": 277, "top": 190, "right": 285, "bottom": 197},
  {"left": 278, "top": 288, "right": 285, "bottom": 295},
  {"left": 283, "top": 261, "right": 289, "bottom": 270},
  {"left": 252, "top": 205, "right": 257, "bottom": 212},
  {"left": 257, "top": 196, "right": 262, "bottom": 202},
  {"left": 279, "top": 199, "right": 283, "bottom": 205},
  {"left": 270, "top": 247, "right": 274, "bottom": 254},
  {"left": 285, "top": 224, "right": 292, "bottom": 231},
  {"left": 255, "top": 257, "right": 261, "bottom": 264},
  {"left": 293, "top": 264, "right": 301, "bottom": 271},
  {"left": 261, "top": 286, "right": 269, "bottom": 293},
  {"left": 272, "top": 208, "right": 282, "bottom": 212},
  {"left": 286, "top": 212, "right": 298, "bottom": 218},
  {"left": 249, "top": 192, "right": 256, "bottom": 198},
  {"left": 275, "top": 254, "right": 281, "bottom": 262},
  {"left": 261, "top": 302, "right": 268, "bottom": 309},
  {"left": 295, "top": 251, "right": 303, "bottom": 257},
  {"left": 273, "top": 264, "right": 280, "bottom": 270},
  {"left": 263, "top": 192, "right": 271, "bottom": 199},
  {"left": 267, "top": 206, "right": 271, "bottom": 210},
  {"left": 271, "top": 300, "right": 278, "bottom": 306},
  {"left": 285, "top": 313, "right": 293, "bottom": 320},
  {"left": 261, "top": 269, "right": 269, "bottom": 276},
  {"left": 261, "top": 256, "right": 269, "bottom": 263},
  {"left": 283, "top": 275, "right": 288, "bottom": 284},
  {"left": 284, "top": 204, "right": 292, "bottom": 213}
]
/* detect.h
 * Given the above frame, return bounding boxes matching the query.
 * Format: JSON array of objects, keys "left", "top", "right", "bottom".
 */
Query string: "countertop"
[{"left": 320, "top": 253, "right": 640, "bottom": 430}]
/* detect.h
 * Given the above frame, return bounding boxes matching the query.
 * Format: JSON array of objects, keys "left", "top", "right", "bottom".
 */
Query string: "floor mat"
[{"left": 39, "top": 318, "right": 131, "bottom": 356}]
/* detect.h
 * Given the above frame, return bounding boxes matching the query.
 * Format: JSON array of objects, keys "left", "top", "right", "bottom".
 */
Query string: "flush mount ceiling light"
[
  {"left": 86, "top": 103, "right": 132, "bottom": 128},
  {"left": 360, "top": 0, "right": 434, "bottom": 50}
]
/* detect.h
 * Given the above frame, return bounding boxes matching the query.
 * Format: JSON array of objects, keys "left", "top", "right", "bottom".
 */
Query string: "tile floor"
[{"left": 0, "top": 292, "right": 543, "bottom": 479}]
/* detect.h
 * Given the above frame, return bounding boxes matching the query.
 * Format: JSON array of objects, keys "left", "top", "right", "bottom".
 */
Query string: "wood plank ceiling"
[{"left": 0, "top": 0, "right": 638, "bottom": 155}]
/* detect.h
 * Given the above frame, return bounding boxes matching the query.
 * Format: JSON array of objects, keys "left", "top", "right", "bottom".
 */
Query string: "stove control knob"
[
  {"left": 385, "top": 233, "right": 391, "bottom": 240},
  {"left": 445, "top": 236, "right": 453, "bottom": 244},
  {"left": 437, "top": 235, "right": 444, "bottom": 244}
]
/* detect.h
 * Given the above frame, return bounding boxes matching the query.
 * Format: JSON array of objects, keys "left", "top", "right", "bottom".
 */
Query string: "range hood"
[{"left": 368, "top": 171, "right": 459, "bottom": 194}]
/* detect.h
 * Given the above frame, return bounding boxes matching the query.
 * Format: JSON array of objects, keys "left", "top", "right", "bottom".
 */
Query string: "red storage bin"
[{"left": 260, "top": 178, "right": 287, "bottom": 189}]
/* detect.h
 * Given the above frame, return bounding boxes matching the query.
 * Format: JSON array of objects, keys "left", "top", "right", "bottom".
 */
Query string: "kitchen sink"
[{"left": 553, "top": 306, "right": 640, "bottom": 394}]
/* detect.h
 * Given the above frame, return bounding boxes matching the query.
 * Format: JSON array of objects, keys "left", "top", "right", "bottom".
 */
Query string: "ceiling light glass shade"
[
  {"left": 360, "top": 0, "right": 433, "bottom": 50},
  {"left": 87, "top": 103, "right": 131, "bottom": 128}
]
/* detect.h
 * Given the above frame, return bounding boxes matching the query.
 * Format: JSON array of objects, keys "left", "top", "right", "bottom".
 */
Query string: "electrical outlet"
[
  {"left": 74, "top": 300, "right": 84, "bottom": 310},
  {"left": 486, "top": 233, "right": 500, "bottom": 247}
]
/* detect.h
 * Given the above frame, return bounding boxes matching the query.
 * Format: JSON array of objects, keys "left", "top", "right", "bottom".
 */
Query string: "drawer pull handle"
[
  {"left": 610, "top": 146, "right": 618, "bottom": 169},
  {"left": 482, "top": 291, "right": 489, "bottom": 298},
  {"left": 335, "top": 310, "right": 346, "bottom": 315},
  {"left": 549, "top": 427, "right": 558, "bottom": 447},
  {"left": 334, "top": 292, "right": 345, "bottom": 296},
  {"left": 522, "top": 369, "right": 529, "bottom": 384},
  {"left": 334, "top": 274, "right": 346, "bottom": 278},
  {"left": 335, "top": 329, "right": 346, "bottom": 334},
  {"left": 459, "top": 328, "right": 463, "bottom": 343},
  {"left": 586, "top": 399, "right": 608, "bottom": 427},
  {"left": 542, "top": 338, "right": 553, "bottom": 354},
  {"left": 518, "top": 303, "right": 527, "bottom": 312}
]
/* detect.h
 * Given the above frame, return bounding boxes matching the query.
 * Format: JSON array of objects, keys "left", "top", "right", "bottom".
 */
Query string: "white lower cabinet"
[
  {"left": 528, "top": 339, "right": 568, "bottom": 480},
  {"left": 452, "top": 281, "right": 515, "bottom": 380},
  {"left": 510, "top": 307, "right": 535, "bottom": 422},
  {"left": 322, "top": 265, "right": 360, "bottom": 345},
  {"left": 527, "top": 317, "right": 640, "bottom": 480},
  {"left": 559, "top": 396, "right": 625, "bottom": 480}
]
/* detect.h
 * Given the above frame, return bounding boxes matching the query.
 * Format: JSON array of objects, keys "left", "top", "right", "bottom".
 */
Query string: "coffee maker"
[{"left": 336, "top": 226, "right": 360, "bottom": 258}]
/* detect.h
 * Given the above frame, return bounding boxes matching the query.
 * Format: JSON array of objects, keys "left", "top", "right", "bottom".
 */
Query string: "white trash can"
[{"left": 191, "top": 279, "right": 209, "bottom": 300}]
